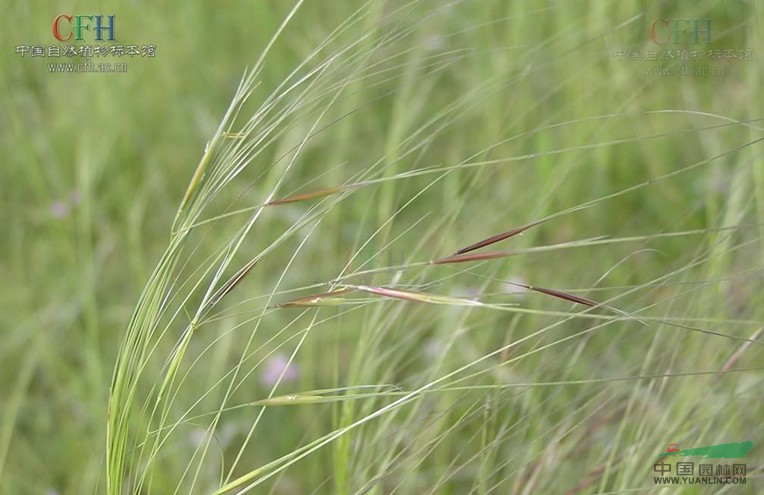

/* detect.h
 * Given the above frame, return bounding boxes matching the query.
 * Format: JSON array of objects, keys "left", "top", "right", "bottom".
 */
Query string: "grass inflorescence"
[{"left": 2, "top": 1, "right": 763, "bottom": 494}]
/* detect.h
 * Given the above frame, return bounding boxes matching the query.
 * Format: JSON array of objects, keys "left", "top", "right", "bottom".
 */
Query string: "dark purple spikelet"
[{"left": 454, "top": 221, "right": 542, "bottom": 255}]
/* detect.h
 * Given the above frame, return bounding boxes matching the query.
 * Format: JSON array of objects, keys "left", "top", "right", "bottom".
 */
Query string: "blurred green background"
[{"left": 2, "top": 1, "right": 763, "bottom": 493}]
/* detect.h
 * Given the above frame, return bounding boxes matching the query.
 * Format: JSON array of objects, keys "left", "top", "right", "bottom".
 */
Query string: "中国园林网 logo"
[{"left": 653, "top": 441, "right": 752, "bottom": 486}]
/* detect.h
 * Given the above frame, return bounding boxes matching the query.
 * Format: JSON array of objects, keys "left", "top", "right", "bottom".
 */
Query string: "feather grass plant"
[{"left": 101, "top": 1, "right": 764, "bottom": 494}]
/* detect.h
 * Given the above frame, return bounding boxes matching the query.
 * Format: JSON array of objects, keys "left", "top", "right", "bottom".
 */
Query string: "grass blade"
[
  {"left": 265, "top": 183, "right": 362, "bottom": 206},
  {"left": 431, "top": 250, "right": 518, "bottom": 264},
  {"left": 351, "top": 285, "right": 484, "bottom": 306},
  {"left": 275, "top": 288, "right": 354, "bottom": 308}
]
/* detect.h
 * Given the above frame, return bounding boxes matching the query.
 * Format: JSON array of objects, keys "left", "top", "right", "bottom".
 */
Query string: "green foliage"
[{"left": 2, "top": 1, "right": 763, "bottom": 493}]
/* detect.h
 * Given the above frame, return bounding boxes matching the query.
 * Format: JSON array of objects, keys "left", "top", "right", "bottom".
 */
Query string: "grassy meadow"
[{"left": 2, "top": 1, "right": 763, "bottom": 494}]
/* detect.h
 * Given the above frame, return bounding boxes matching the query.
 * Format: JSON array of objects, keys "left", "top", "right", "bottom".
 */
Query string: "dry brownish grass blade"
[
  {"left": 207, "top": 258, "right": 258, "bottom": 309},
  {"left": 265, "top": 183, "right": 363, "bottom": 206},
  {"left": 274, "top": 288, "right": 354, "bottom": 308},
  {"left": 431, "top": 250, "right": 517, "bottom": 264},
  {"left": 454, "top": 221, "right": 543, "bottom": 255},
  {"left": 353, "top": 285, "right": 428, "bottom": 303},
  {"left": 508, "top": 282, "right": 598, "bottom": 307},
  {"left": 352, "top": 285, "right": 484, "bottom": 306},
  {"left": 714, "top": 326, "right": 763, "bottom": 382}
]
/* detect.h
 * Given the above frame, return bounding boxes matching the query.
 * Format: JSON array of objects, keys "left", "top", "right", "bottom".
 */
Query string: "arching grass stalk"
[{"left": 105, "top": 1, "right": 309, "bottom": 491}]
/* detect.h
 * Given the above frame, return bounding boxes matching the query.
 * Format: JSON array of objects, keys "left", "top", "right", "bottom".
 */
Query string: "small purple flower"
[
  {"left": 260, "top": 353, "right": 299, "bottom": 387},
  {"left": 50, "top": 201, "right": 69, "bottom": 218},
  {"left": 49, "top": 189, "right": 81, "bottom": 219}
]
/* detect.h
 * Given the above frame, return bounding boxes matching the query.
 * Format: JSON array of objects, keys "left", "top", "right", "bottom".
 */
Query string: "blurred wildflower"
[
  {"left": 49, "top": 189, "right": 81, "bottom": 219},
  {"left": 260, "top": 353, "right": 300, "bottom": 387},
  {"left": 50, "top": 201, "right": 69, "bottom": 218}
]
